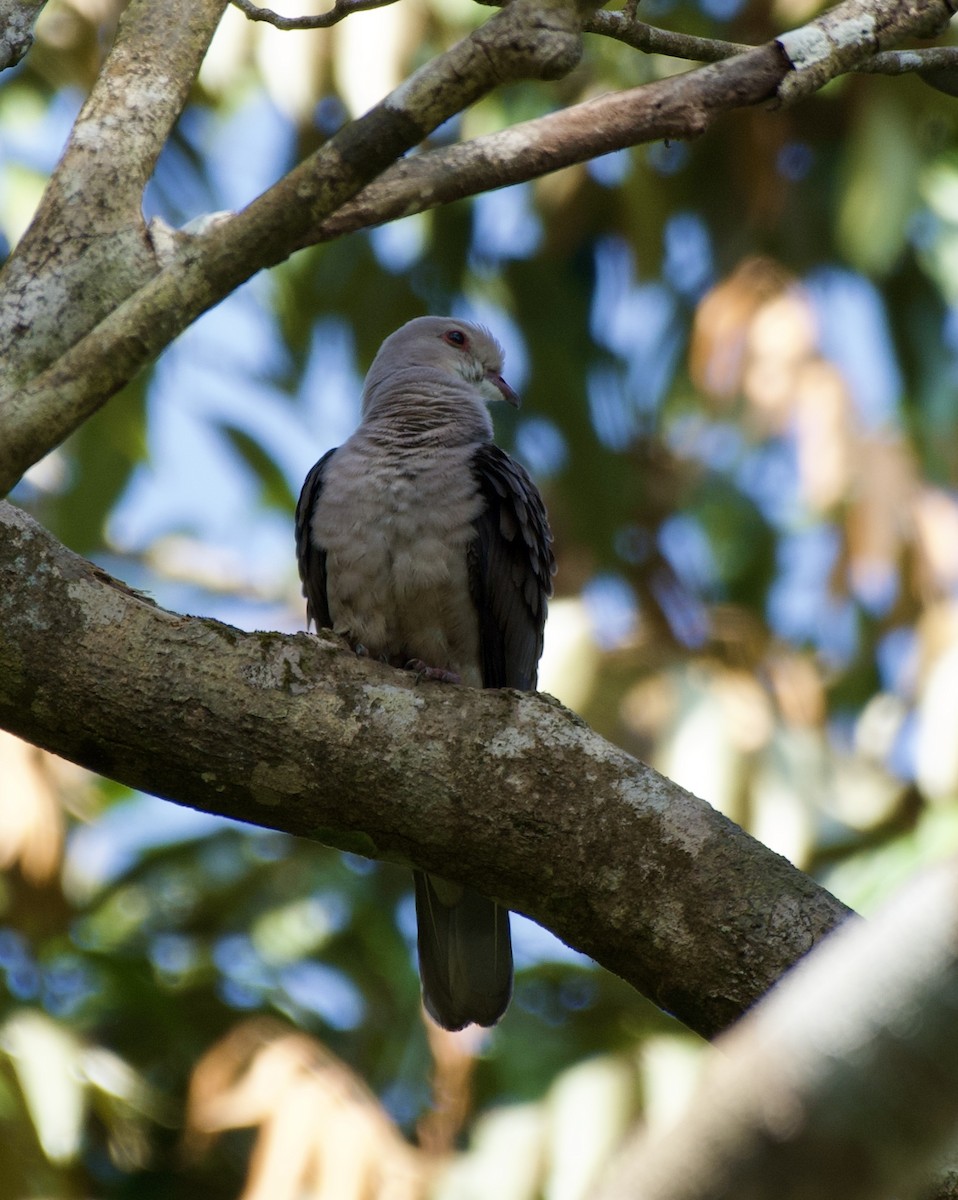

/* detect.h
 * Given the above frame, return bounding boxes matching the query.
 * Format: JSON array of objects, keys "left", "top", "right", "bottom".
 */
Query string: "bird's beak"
[{"left": 487, "top": 371, "right": 520, "bottom": 408}]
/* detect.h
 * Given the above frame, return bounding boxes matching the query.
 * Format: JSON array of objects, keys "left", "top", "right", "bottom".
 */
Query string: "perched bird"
[{"left": 295, "top": 316, "right": 554, "bottom": 1030}]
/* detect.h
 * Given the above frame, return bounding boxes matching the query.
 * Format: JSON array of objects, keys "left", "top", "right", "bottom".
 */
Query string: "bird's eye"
[{"left": 444, "top": 329, "right": 468, "bottom": 348}]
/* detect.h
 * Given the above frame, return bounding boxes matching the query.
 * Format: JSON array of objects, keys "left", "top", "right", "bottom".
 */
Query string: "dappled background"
[{"left": 3, "top": 0, "right": 958, "bottom": 1194}]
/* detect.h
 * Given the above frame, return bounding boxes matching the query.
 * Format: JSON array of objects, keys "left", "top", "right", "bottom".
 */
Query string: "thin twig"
[
  {"left": 230, "top": 0, "right": 958, "bottom": 76},
  {"left": 585, "top": 8, "right": 958, "bottom": 75},
  {"left": 584, "top": 10, "right": 747, "bottom": 61},
  {"left": 230, "top": 0, "right": 401, "bottom": 30},
  {"left": 859, "top": 44, "right": 958, "bottom": 73}
]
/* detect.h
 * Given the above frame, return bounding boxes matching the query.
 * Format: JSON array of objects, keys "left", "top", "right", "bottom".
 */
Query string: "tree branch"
[
  {"left": 0, "top": 500, "right": 854, "bottom": 1042},
  {"left": 866, "top": 46, "right": 958, "bottom": 71},
  {"left": 586, "top": 9, "right": 958, "bottom": 77},
  {"left": 595, "top": 861, "right": 958, "bottom": 1200},
  {"left": 230, "top": 0, "right": 402, "bottom": 30},
  {"left": 1, "top": 0, "right": 952, "bottom": 497},
  {"left": 313, "top": 44, "right": 787, "bottom": 243},
  {"left": 0, "top": 0, "right": 230, "bottom": 386},
  {"left": 312, "top": 0, "right": 958, "bottom": 244},
  {"left": 584, "top": 10, "right": 748, "bottom": 61},
  {"left": 0, "top": 0, "right": 586, "bottom": 496},
  {"left": 0, "top": 0, "right": 47, "bottom": 70},
  {"left": 774, "top": 0, "right": 956, "bottom": 104}
]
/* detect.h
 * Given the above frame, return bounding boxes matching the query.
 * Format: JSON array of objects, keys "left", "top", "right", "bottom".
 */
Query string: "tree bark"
[
  {"left": 312, "top": 44, "right": 788, "bottom": 243},
  {"left": 0, "top": 0, "right": 46, "bottom": 70},
  {"left": 0, "top": 500, "right": 853, "bottom": 1041},
  {"left": 0, "top": 0, "right": 230, "bottom": 384},
  {"left": 594, "top": 861, "right": 958, "bottom": 1200}
]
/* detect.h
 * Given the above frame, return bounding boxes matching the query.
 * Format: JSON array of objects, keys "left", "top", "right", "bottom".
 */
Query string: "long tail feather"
[{"left": 414, "top": 870, "right": 513, "bottom": 1030}]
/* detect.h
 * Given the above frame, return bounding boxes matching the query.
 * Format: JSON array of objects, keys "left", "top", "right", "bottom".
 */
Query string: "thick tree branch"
[
  {"left": 774, "top": 0, "right": 956, "bottom": 103},
  {"left": 0, "top": 0, "right": 47, "bottom": 70},
  {"left": 0, "top": 500, "right": 853, "bottom": 1041},
  {"left": 595, "top": 861, "right": 958, "bottom": 1200},
  {"left": 0, "top": 0, "right": 230, "bottom": 384},
  {"left": 0, "top": 0, "right": 586, "bottom": 497}
]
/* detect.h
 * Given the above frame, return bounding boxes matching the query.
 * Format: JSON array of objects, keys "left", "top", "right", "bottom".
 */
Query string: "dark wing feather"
[
  {"left": 294, "top": 448, "right": 338, "bottom": 631},
  {"left": 468, "top": 443, "right": 555, "bottom": 690},
  {"left": 414, "top": 445, "right": 551, "bottom": 1028}
]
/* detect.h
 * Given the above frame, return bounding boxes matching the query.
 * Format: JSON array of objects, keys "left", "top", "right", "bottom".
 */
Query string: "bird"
[{"left": 295, "top": 315, "right": 554, "bottom": 1030}]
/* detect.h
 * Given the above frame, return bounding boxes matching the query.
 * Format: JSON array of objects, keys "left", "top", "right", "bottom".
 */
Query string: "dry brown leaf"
[
  {"left": 792, "top": 359, "right": 853, "bottom": 512},
  {"left": 741, "top": 288, "right": 818, "bottom": 434},
  {"left": 845, "top": 436, "right": 918, "bottom": 603},
  {"left": 714, "top": 670, "right": 774, "bottom": 753},
  {"left": 690, "top": 258, "right": 794, "bottom": 402},
  {"left": 418, "top": 1020, "right": 485, "bottom": 1158},
  {"left": 915, "top": 602, "right": 958, "bottom": 685},
  {"left": 185, "top": 1018, "right": 427, "bottom": 1200},
  {"left": 766, "top": 653, "right": 826, "bottom": 729},
  {"left": 912, "top": 487, "right": 958, "bottom": 596},
  {"left": 0, "top": 730, "right": 65, "bottom": 884}
]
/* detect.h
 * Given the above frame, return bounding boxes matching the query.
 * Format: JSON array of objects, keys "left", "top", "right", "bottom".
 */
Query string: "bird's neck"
[{"left": 360, "top": 376, "right": 494, "bottom": 448}]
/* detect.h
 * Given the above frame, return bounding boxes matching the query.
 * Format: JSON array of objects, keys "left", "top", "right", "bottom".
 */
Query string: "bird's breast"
[{"left": 310, "top": 443, "right": 484, "bottom": 682}]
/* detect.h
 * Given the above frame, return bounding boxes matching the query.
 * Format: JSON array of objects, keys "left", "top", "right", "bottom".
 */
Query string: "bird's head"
[{"left": 361, "top": 316, "right": 520, "bottom": 420}]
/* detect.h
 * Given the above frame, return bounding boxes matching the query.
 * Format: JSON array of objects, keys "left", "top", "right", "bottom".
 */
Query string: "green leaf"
[{"left": 218, "top": 423, "right": 297, "bottom": 512}]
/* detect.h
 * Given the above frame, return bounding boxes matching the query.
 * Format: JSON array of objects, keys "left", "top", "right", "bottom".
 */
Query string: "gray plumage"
[{"left": 295, "top": 316, "right": 554, "bottom": 1030}]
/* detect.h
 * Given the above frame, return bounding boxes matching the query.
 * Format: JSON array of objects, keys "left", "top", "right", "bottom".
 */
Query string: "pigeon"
[{"left": 295, "top": 315, "right": 554, "bottom": 1029}]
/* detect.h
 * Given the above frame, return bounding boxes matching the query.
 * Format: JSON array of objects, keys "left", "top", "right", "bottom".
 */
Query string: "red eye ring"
[{"left": 443, "top": 329, "right": 468, "bottom": 348}]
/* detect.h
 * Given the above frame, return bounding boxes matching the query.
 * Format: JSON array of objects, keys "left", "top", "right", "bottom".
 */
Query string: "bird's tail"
[{"left": 414, "top": 870, "right": 513, "bottom": 1031}]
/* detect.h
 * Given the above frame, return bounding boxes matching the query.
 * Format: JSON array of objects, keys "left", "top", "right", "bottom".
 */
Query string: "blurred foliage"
[{"left": 4, "top": 0, "right": 958, "bottom": 1194}]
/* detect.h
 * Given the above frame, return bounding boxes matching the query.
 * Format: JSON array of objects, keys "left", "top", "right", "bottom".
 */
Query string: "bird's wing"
[
  {"left": 468, "top": 443, "right": 555, "bottom": 691},
  {"left": 294, "top": 448, "right": 338, "bottom": 631}
]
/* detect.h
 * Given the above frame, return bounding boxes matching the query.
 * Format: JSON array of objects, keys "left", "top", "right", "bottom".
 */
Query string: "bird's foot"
[{"left": 405, "top": 659, "right": 461, "bottom": 685}]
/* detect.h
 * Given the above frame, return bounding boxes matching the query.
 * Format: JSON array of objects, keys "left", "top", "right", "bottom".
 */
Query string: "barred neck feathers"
[{"left": 360, "top": 366, "right": 494, "bottom": 447}]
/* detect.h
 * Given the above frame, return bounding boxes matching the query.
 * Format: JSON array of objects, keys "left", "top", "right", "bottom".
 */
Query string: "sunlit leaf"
[
  {"left": 542, "top": 1056, "right": 637, "bottom": 1200},
  {"left": 1, "top": 1011, "right": 84, "bottom": 1165}
]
